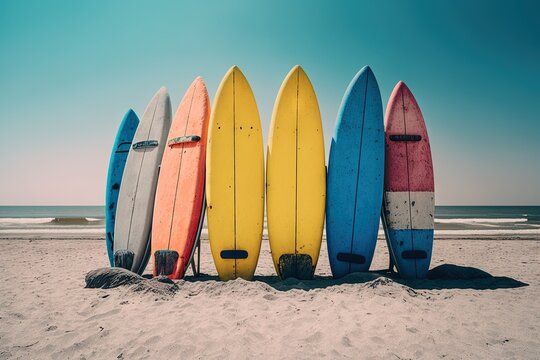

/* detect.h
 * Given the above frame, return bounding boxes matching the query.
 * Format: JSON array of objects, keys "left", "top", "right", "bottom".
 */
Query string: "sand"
[{"left": 0, "top": 238, "right": 539, "bottom": 359}]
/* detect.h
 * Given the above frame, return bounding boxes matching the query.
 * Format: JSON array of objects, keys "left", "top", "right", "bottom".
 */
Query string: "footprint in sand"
[
  {"left": 341, "top": 336, "right": 352, "bottom": 347},
  {"left": 370, "top": 336, "right": 384, "bottom": 344}
]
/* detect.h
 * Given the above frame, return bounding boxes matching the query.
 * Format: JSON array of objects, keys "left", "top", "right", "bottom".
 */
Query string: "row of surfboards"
[{"left": 106, "top": 65, "right": 434, "bottom": 281}]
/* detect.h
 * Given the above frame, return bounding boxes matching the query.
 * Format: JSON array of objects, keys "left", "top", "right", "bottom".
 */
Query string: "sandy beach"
[{"left": 0, "top": 237, "right": 538, "bottom": 359}]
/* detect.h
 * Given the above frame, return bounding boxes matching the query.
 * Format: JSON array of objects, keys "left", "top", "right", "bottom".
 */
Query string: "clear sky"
[{"left": 0, "top": 0, "right": 538, "bottom": 206}]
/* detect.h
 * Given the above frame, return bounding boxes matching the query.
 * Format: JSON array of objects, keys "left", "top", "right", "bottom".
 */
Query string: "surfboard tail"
[
  {"left": 278, "top": 254, "right": 314, "bottom": 280},
  {"left": 154, "top": 250, "right": 180, "bottom": 277},
  {"left": 114, "top": 249, "right": 134, "bottom": 270}
]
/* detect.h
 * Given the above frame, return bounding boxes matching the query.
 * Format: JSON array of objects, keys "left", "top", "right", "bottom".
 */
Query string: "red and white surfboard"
[{"left": 382, "top": 81, "right": 434, "bottom": 279}]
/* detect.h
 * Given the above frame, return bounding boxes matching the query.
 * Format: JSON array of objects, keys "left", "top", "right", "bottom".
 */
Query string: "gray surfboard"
[{"left": 114, "top": 87, "right": 172, "bottom": 274}]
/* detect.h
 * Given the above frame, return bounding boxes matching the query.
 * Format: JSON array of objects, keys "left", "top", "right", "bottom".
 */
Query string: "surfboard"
[
  {"left": 382, "top": 81, "right": 434, "bottom": 279},
  {"left": 151, "top": 77, "right": 210, "bottom": 279},
  {"left": 267, "top": 65, "right": 326, "bottom": 280},
  {"left": 105, "top": 109, "right": 139, "bottom": 266},
  {"left": 326, "top": 66, "right": 384, "bottom": 278},
  {"left": 207, "top": 66, "right": 264, "bottom": 281},
  {"left": 114, "top": 87, "right": 172, "bottom": 274}
]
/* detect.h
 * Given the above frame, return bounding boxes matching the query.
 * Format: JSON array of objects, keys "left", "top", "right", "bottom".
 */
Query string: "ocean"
[
  {"left": 0, "top": 206, "right": 539, "bottom": 240},
  {"left": 0, "top": 206, "right": 105, "bottom": 239}
]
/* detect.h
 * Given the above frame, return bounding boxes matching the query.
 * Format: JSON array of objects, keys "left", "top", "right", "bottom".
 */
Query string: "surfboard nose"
[
  {"left": 157, "top": 86, "right": 168, "bottom": 96},
  {"left": 347, "top": 65, "right": 379, "bottom": 94},
  {"left": 192, "top": 75, "right": 204, "bottom": 85},
  {"left": 187, "top": 76, "right": 207, "bottom": 93},
  {"left": 148, "top": 87, "right": 170, "bottom": 107},
  {"left": 359, "top": 65, "right": 373, "bottom": 75},
  {"left": 394, "top": 80, "right": 410, "bottom": 94},
  {"left": 387, "top": 80, "right": 411, "bottom": 109},
  {"left": 288, "top": 64, "right": 307, "bottom": 77},
  {"left": 223, "top": 65, "right": 250, "bottom": 84},
  {"left": 229, "top": 65, "right": 243, "bottom": 76}
]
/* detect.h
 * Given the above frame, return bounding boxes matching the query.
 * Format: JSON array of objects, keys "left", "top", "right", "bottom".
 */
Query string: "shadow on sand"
[
  {"left": 181, "top": 264, "right": 528, "bottom": 292},
  {"left": 87, "top": 264, "right": 528, "bottom": 293}
]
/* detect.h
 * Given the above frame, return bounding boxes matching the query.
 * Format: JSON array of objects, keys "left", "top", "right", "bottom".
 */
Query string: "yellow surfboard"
[
  {"left": 207, "top": 66, "right": 264, "bottom": 281},
  {"left": 267, "top": 65, "right": 326, "bottom": 279}
]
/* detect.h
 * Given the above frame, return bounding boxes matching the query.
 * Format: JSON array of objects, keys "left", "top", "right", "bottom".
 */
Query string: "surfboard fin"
[
  {"left": 114, "top": 250, "right": 134, "bottom": 271},
  {"left": 154, "top": 250, "right": 179, "bottom": 276},
  {"left": 278, "top": 254, "right": 314, "bottom": 280}
]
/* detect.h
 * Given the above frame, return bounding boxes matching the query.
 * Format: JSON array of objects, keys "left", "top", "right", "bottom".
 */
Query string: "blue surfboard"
[
  {"left": 105, "top": 109, "right": 139, "bottom": 266},
  {"left": 326, "top": 66, "right": 384, "bottom": 278}
]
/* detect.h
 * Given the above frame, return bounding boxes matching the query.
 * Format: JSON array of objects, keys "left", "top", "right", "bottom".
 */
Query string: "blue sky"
[{"left": 0, "top": 0, "right": 539, "bottom": 205}]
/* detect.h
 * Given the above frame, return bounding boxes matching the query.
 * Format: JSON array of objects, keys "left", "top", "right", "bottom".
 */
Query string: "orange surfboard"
[{"left": 152, "top": 77, "right": 210, "bottom": 279}]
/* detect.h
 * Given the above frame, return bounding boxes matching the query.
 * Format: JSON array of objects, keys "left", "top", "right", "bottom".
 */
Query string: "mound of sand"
[{"left": 85, "top": 267, "right": 178, "bottom": 297}]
